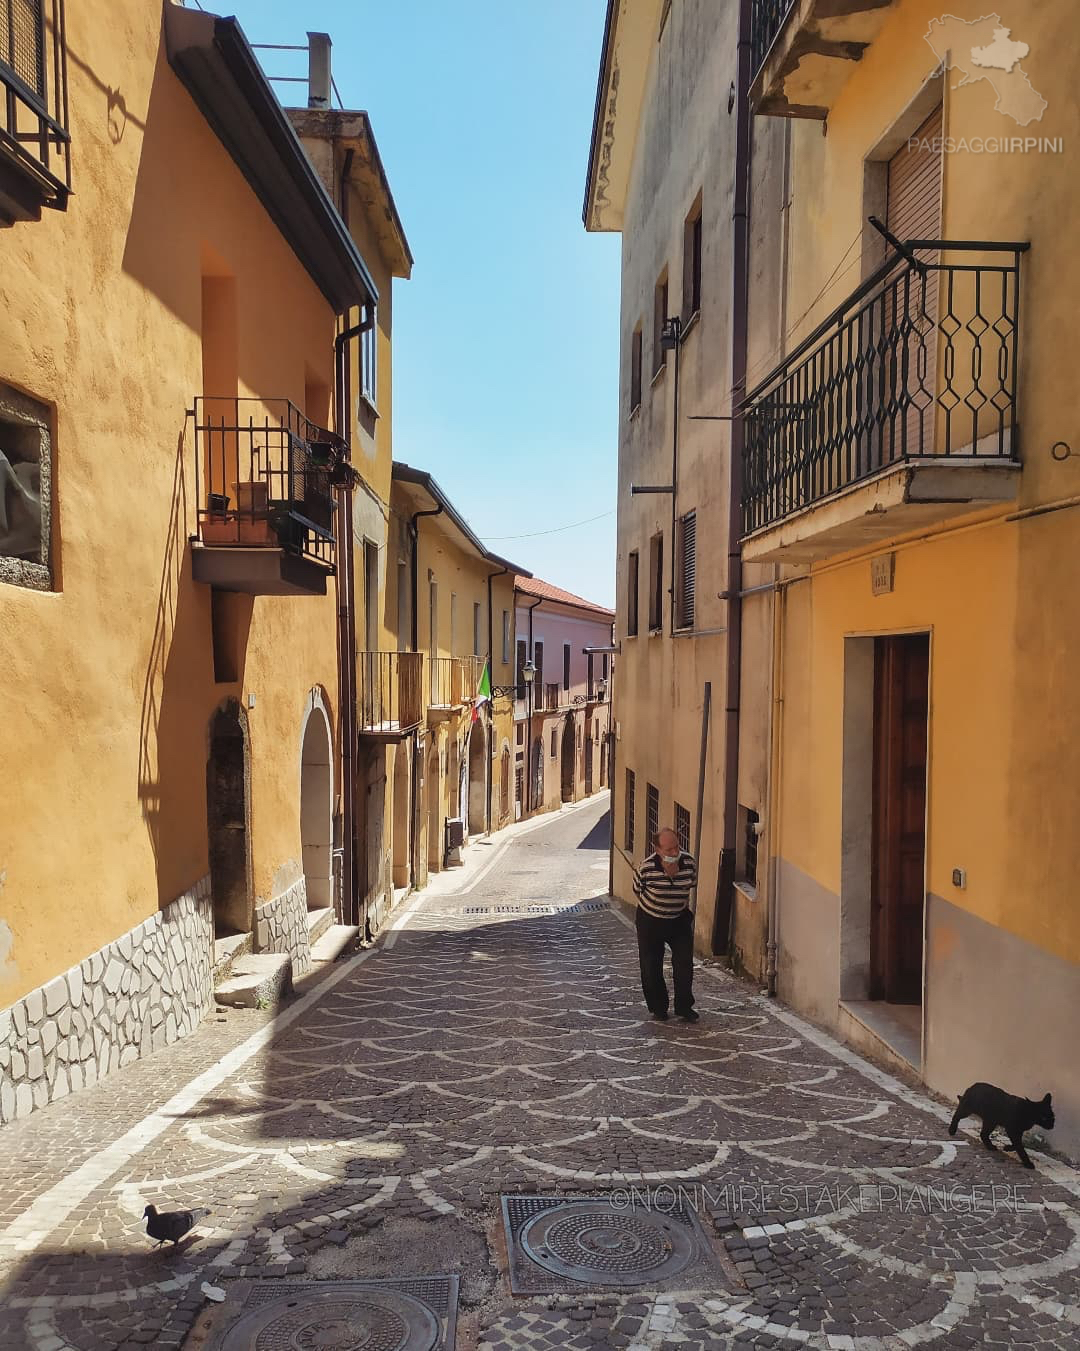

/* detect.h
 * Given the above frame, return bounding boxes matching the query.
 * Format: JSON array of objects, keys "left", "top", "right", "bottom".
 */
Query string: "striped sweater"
[{"left": 633, "top": 851, "right": 698, "bottom": 919}]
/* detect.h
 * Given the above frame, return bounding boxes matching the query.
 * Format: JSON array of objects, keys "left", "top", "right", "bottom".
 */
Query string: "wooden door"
[{"left": 871, "top": 635, "right": 930, "bottom": 1003}]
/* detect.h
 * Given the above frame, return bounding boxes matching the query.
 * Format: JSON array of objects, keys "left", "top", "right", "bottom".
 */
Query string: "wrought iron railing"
[
  {"left": 429, "top": 655, "right": 483, "bottom": 709},
  {"left": 358, "top": 651, "right": 423, "bottom": 732},
  {"left": 0, "top": 0, "right": 70, "bottom": 213},
  {"left": 741, "top": 241, "right": 1026, "bottom": 537},
  {"left": 751, "top": 0, "right": 796, "bottom": 76},
  {"left": 192, "top": 397, "right": 346, "bottom": 568}
]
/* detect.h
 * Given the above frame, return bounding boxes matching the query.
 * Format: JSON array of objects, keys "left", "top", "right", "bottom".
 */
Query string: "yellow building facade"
[
  {"left": 587, "top": 0, "right": 1079, "bottom": 1159},
  {"left": 1, "top": 3, "right": 379, "bottom": 1119}
]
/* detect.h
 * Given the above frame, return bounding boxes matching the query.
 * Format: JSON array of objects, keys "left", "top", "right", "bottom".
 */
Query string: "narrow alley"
[{"left": 0, "top": 796, "right": 1076, "bottom": 1350}]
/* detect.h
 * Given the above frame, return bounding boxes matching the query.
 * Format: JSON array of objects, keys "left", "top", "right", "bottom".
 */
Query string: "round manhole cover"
[
  {"left": 519, "top": 1201, "right": 696, "bottom": 1287},
  {"left": 218, "top": 1289, "right": 440, "bottom": 1351}
]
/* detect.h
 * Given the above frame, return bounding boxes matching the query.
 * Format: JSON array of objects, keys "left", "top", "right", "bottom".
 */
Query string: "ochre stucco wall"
[{"left": 1, "top": 2, "right": 344, "bottom": 1005}]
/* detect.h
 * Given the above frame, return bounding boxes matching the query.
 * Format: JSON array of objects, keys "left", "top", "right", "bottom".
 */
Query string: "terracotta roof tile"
[{"left": 514, "top": 575, "right": 615, "bottom": 618}]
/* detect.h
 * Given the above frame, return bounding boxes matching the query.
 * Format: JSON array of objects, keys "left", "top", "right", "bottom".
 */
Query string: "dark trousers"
[{"left": 635, "top": 907, "right": 695, "bottom": 1016}]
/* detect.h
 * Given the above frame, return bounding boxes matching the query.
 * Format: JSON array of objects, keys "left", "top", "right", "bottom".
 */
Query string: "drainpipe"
[
  {"left": 485, "top": 564, "right": 510, "bottom": 832},
  {"left": 409, "top": 506, "right": 444, "bottom": 652},
  {"left": 712, "top": 0, "right": 752, "bottom": 956},
  {"left": 766, "top": 581, "right": 786, "bottom": 995},
  {"left": 332, "top": 147, "right": 359, "bottom": 929},
  {"left": 525, "top": 596, "right": 543, "bottom": 813}
]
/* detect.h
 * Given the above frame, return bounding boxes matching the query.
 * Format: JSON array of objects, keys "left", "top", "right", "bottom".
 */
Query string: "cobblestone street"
[{"left": 1, "top": 795, "right": 1077, "bottom": 1350}]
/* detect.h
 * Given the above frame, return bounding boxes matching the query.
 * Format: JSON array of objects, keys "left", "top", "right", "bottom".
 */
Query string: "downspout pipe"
[
  {"left": 409, "top": 506, "right": 444, "bottom": 652},
  {"left": 333, "top": 148, "right": 359, "bottom": 927},
  {"left": 712, "top": 0, "right": 752, "bottom": 956},
  {"left": 525, "top": 596, "right": 543, "bottom": 813},
  {"left": 485, "top": 565, "right": 510, "bottom": 832}
]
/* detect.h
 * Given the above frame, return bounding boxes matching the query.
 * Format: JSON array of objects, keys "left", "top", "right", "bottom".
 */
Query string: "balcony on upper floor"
[
  {"left": 190, "top": 397, "right": 349, "bottom": 596},
  {"left": 750, "top": 0, "right": 897, "bottom": 119},
  {"left": 740, "top": 240, "right": 1027, "bottom": 563},
  {"left": 357, "top": 651, "right": 424, "bottom": 741},
  {"left": 427, "top": 655, "right": 484, "bottom": 723}
]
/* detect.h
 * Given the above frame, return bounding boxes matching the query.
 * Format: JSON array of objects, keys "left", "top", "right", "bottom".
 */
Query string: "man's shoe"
[
  {"left": 677, "top": 1009, "right": 700, "bottom": 1023},
  {"left": 651, "top": 1010, "right": 670, "bottom": 1022}
]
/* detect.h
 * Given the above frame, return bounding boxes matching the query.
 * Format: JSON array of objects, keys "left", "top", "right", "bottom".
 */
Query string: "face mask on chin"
[{"left": 661, "top": 853, "right": 679, "bottom": 864}]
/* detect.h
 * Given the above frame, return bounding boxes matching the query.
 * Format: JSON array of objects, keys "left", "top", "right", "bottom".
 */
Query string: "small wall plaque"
[{"left": 871, "top": 553, "right": 895, "bottom": 596}]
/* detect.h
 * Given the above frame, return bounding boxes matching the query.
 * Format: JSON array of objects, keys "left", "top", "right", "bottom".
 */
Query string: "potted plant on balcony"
[
  {"left": 235, "top": 480, "right": 275, "bottom": 547},
  {"left": 201, "top": 492, "right": 237, "bottom": 545}
]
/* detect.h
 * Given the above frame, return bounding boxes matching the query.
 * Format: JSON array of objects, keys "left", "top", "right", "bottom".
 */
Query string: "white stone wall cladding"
[
  {"left": 253, "top": 878, "right": 311, "bottom": 975},
  {"left": 0, "top": 879, "right": 214, "bottom": 1125}
]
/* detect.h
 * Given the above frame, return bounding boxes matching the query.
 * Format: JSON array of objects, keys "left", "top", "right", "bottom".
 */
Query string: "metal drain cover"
[
  {"left": 520, "top": 1200, "right": 694, "bottom": 1287},
  {"left": 206, "top": 1280, "right": 458, "bottom": 1351},
  {"left": 501, "top": 1193, "right": 727, "bottom": 1295}
]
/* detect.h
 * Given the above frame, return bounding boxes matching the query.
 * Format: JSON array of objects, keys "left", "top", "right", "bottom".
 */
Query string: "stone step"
[
  {"left": 211, "top": 932, "right": 252, "bottom": 986},
  {"left": 214, "top": 953, "right": 292, "bottom": 1009},
  {"left": 309, "top": 924, "right": 360, "bottom": 964},
  {"left": 306, "top": 906, "right": 335, "bottom": 946}
]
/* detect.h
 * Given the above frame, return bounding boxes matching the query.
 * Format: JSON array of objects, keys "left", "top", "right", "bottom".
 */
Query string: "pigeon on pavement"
[{"left": 143, "top": 1203, "right": 210, "bottom": 1246}]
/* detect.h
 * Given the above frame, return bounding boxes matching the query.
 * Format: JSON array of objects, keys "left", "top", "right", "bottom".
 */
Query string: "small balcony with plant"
[
  {"left": 190, "top": 397, "right": 354, "bottom": 597},
  {"left": 741, "top": 238, "right": 1027, "bottom": 563}
]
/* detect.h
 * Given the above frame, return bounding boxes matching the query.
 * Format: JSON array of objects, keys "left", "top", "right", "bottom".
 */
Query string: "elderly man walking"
[{"left": 632, "top": 827, "right": 699, "bottom": 1022}]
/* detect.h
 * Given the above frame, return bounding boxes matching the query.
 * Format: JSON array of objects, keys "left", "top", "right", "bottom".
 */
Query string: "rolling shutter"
[{"left": 887, "top": 107, "right": 943, "bottom": 458}]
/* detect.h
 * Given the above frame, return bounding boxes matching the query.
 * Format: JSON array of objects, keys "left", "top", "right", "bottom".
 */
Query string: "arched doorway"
[
  {"left": 391, "top": 741, "right": 411, "bottom": 888},
  {"left": 531, "top": 737, "right": 544, "bottom": 812},
  {"left": 427, "top": 740, "right": 441, "bottom": 870},
  {"left": 561, "top": 714, "right": 576, "bottom": 803},
  {"left": 467, "top": 717, "right": 487, "bottom": 836},
  {"left": 300, "top": 701, "right": 333, "bottom": 914},
  {"left": 500, "top": 744, "right": 511, "bottom": 823},
  {"left": 207, "top": 701, "right": 252, "bottom": 938}
]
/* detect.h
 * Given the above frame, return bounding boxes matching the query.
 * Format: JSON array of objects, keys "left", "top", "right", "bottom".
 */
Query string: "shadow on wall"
[{"left": 137, "top": 427, "right": 218, "bottom": 908}]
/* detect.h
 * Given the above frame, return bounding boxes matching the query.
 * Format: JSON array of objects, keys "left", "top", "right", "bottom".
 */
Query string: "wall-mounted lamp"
[
  {"left": 660, "top": 315, "right": 683, "bottom": 351},
  {"left": 522, "top": 661, "right": 536, "bottom": 684}
]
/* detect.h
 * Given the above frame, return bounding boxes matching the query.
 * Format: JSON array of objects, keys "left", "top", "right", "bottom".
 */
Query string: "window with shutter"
[
  {"left": 563, "top": 642, "right": 571, "bottom": 691},
  {"left": 534, "top": 641, "right": 544, "bottom": 708},
  {"left": 630, "top": 326, "right": 643, "bottom": 413},
  {"left": 648, "top": 534, "right": 664, "bottom": 631},
  {"left": 676, "top": 511, "right": 696, "bottom": 630},
  {"left": 627, "top": 551, "right": 639, "bottom": 636},
  {"left": 646, "top": 783, "right": 660, "bottom": 848}
]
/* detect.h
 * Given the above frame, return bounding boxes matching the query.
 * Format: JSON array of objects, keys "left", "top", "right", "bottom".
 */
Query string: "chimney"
[{"left": 307, "top": 32, "right": 332, "bottom": 110}]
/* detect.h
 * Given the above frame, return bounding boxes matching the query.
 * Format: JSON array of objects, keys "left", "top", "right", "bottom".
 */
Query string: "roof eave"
[
  {"left": 164, "top": 6, "right": 378, "bottom": 311},
  {"left": 392, "top": 462, "right": 532, "bottom": 576}
]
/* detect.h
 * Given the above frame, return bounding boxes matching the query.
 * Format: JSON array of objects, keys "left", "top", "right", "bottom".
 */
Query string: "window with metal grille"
[
  {"left": 0, "top": 0, "right": 70, "bottom": 220},
  {"left": 683, "top": 195, "right": 703, "bottom": 320},
  {"left": 675, "top": 511, "right": 696, "bottom": 629},
  {"left": 630, "top": 325, "right": 643, "bottom": 413},
  {"left": 653, "top": 272, "right": 669, "bottom": 376},
  {"left": 625, "top": 769, "right": 636, "bottom": 853},
  {"left": 1, "top": 0, "right": 45, "bottom": 97},
  {"left": 675, "top": 802, "right": 691, "bottom": 854},
  {"left": 627, "top": 551, "right": 639, "bottom": 636},
  {"left": 0, "top": 383, "right": 52, "bottom": 590},
  {"left": 646, "top": 783, "right": 660, "bottom": 849},
  {"left": 648, "top": 534, "right": 664, "bottom": 631}
]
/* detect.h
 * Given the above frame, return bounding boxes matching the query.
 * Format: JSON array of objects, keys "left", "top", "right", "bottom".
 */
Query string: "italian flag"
[{"left": 472, "top": 659, "right": 491, "bottom": 722}]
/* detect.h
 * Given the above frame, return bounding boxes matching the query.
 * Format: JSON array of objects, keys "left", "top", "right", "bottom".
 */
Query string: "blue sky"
[{"left": 223, "top": 0, "right": 621, "bottom": 608}]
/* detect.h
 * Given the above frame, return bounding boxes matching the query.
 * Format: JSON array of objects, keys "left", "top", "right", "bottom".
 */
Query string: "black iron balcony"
[
  {"left": 750, "top": 0, "right": 897, "bottom": 118},
  {"left": 357, "top": 651, "right": 424, "bottom": 740},
  {"left": 191, "top": 397, "right": 348, "bottom": 596},
  {"left": 741, "top": 241, "right": 1026, "bottom": 561},
  {"left": 0, "top": 0, "right": 71, "bottom": 224}
]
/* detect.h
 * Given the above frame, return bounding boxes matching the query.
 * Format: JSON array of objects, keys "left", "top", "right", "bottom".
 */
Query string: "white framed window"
[{"left": 360, "top": 301, "right": 377, "bottom": 408}]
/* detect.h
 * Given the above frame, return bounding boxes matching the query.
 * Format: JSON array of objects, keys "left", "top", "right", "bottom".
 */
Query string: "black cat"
[{"left": 948, "top": 1082, "right": 1054, "bottom": 1169}]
